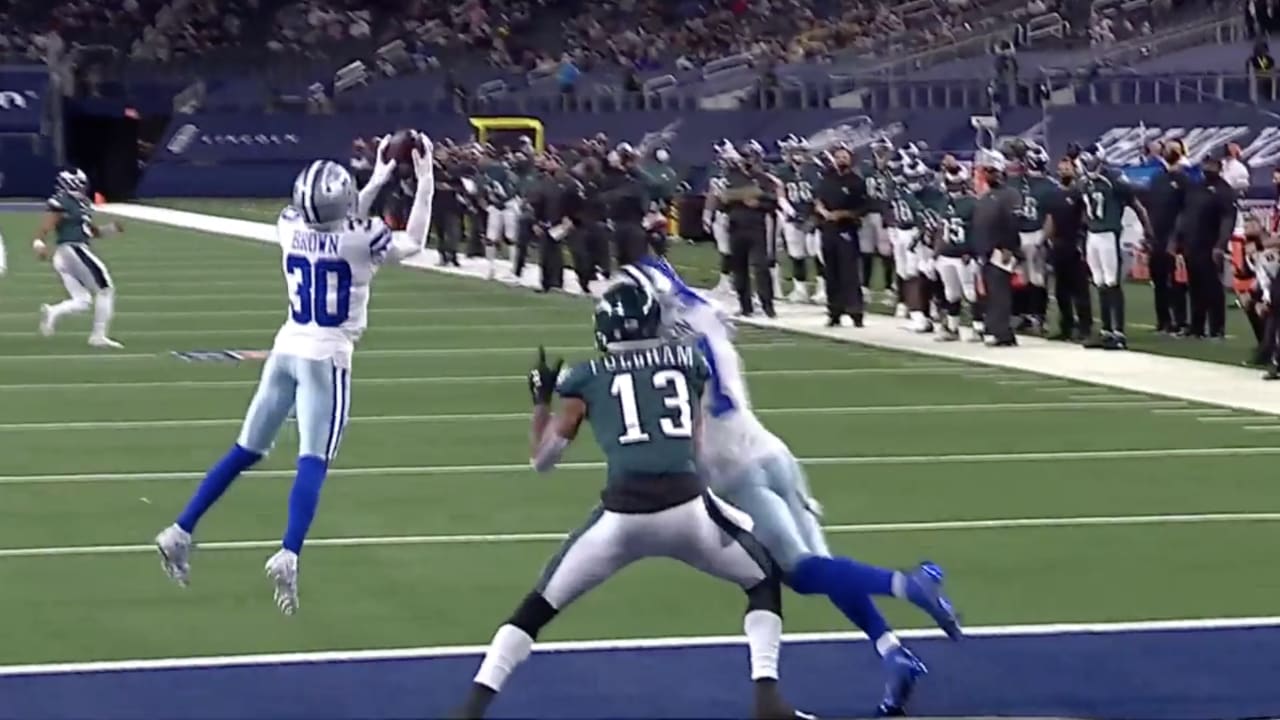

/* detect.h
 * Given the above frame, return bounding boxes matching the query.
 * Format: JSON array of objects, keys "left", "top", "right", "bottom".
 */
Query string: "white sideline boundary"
[
  {"left": 2, "top": 615, "right": 1277, "bottom": 677},
  {"left": 102, "top": 203, "right": 1280, "bottom": 417}
]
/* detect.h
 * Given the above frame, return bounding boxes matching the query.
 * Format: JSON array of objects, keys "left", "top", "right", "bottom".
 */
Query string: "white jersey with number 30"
[{"left": 271, "top": 206, "right": 394, "bottom": 362}]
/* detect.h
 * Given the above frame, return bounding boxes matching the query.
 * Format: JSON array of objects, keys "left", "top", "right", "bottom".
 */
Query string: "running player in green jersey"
[
  {"left": 457, "top": 278, "right": 808, "bottom": 720},
  {"left": 34, "top": 168, "right": 125, "bottom": 348},
  {"left": 1078, "top": 144, "right": 1153, "bottom": 350}
]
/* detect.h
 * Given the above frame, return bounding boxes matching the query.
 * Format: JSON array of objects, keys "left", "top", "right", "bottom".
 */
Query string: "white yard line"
[
  {"left": 1, "top": 445, "right": 1274, "bottom": 485},
  {"left": 0, "top": 400, "right": 1188, "bottom": 432},
  {"left": 1243, "top": 425, "right": 1280, "bottom": 431},
  {"left": 1150, "top": 408, "right": 1237, "bottom": 416},
  {"left": 4, "top": 614, "right": 1278, "bottom": 676},
  {"left": 0, "top": 306, "right": 551, "bottom": 319},
  {"left": 1196, "top": 416, "right": 1276, "bottom": 424},
  {"left": 0, "top": 342, "right": 798, "bottom": 362},
  {"left": 0, "top": 366, "right": 918, "bottom": 390},
  {"left": 0, "top": 323, "right": 589, "bottom": 338},
  {"left": 3, "top": 512, "right": 1277, "bottom": 560}
]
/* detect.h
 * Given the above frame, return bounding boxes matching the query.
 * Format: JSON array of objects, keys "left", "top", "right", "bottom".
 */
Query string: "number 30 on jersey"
[{"left": 286, "top": 255, "right": 352, "bottom": 327}]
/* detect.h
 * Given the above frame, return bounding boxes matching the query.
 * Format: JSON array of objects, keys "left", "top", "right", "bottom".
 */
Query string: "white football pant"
[
  {"left": 1086, "top": 231, "right": 1122, "bottom": 287},
  {"left": 47, "top": 243, "right": 115, "bottom": 338},
  {"left": 238, "top": 352, "right": 351, "bottom": 461}
]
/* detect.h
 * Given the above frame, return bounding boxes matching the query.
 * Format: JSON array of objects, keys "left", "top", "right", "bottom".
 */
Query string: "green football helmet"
[{"left": 594, "top": 280, "right": 661, "bottom": 352}]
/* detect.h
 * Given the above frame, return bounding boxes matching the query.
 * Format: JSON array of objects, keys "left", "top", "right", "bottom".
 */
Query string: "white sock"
[
  {"left": 874, "top": 632, "right": 902, "bottom": 658},
  {"left": 743, "top": 609, "right": 781, "bottom": 681},
  {"left": 890, "top": 571, "right": 908, "bottom": 599},
  {"left": 473, "top": 624, "right": 533, "bottom": 692},
  {"left": 92, "top": 289, "right": 115, "bottom": 337},
  {"left": 946, "top": 315, "right": 960, "bottom": 332},
  {"left": 719, "top": 273, "right": 731, "bottom": 286},
  {"left": 0, "top": 234, "right": 7, "bottom": 272}
]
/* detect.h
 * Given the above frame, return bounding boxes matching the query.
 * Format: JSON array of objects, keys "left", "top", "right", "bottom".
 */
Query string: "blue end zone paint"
[{"left": 2, "top": 628, "right": 1278, "bottom": 720}]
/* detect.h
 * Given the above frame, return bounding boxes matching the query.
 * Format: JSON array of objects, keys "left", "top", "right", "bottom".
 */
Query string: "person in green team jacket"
[
  {"left": 456, "top": 278, "right": 808, "bottom": 720},
  {"left": 1011, "top": 142, "right": 1060, "bottom": 333},
  {"left": 932, "top": 164, "right": 981, "bottom": 341},
  {"left": 1077, "top": 143, "right": 1154, "bottom": 350},
  {"left": 34, "top": 168, "right": 125, "bottom": 348}
]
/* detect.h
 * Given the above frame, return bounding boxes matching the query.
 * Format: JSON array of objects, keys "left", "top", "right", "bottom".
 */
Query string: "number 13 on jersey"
[{"left": 286, "top": 255, "right": 352, "bottom": 327}]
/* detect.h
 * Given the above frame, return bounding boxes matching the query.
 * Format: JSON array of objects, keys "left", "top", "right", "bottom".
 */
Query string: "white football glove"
[
  {"left": 367, "top": 134, "right": 397, "bottom": 189},
  {"left": 412, "top": 131, "right": 434, "bottom": 183}
]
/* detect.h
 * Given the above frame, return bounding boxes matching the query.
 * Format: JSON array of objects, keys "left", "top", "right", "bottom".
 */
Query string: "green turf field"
[{"left": 0, "top": 204, "right": 1278, "bottom": 667}]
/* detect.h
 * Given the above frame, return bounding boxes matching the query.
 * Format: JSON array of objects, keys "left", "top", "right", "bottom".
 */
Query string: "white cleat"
[
  {"left": 39, "top": 304, "right": 54, "bottom": 337},
  {"left": 155, "top": 524, "right": 193, "bottom": 587},
  {"left": 88, "top": 335, "right": 124, "bottom": 349},
  {"left": 265, "top": 548, "right": 300, "bottom": 616},
  {"left": 810, "top": 289, "right": 827, "bottom": 306},
  {"left": 787, "top": 285, "right": 809, "bottom": 304},
  {"left": 894, "top": 303, "right": 909, "bottom": 319}
]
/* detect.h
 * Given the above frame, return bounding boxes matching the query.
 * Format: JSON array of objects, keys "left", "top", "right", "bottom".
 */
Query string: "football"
[{"left": 380, "top": 129, "right": 423, "bottom": 166}]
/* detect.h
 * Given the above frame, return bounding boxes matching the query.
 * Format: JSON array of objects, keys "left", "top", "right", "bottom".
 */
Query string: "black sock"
[
  {"left": 458, "top": 683, "right": 497, "bottom": 719},
  {"left": 814, "top": 259, "right": 825, "bottom": 279},
  {"left": 1111, "top": 285, "right": 1125, "bottom": 334},
  {"left": 1098, "top": 286, "right": 1113, "bottom": 333},
  {"left": 1034, "top": 286, "right": 1049, "bottom": 319},
  {"left": 719, "top": 254, "right": 731, "bottom": 275},
  {"left": 882, "top": 254, "right": 895, "bottom": 289},
  {"left": 861, "top": 255, "right": 874, "bottom": 288},
  {"left": 791, "top": 256, "right": 807, "bottom": 283}
]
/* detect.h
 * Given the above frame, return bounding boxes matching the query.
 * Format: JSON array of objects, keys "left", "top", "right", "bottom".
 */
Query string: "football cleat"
[
  {"left": 787, "top": 283, "right": 809, "bottom": 304},
  {"left": 38, "top": 304, "right": 54, "bottom": 337},
  {"left": 935, "top": 327, "right": 960, "bottom": 342},
  {"left": 155, "top": 524, "right": 193, "bottom": 587},
  {"left": 88, "top": 335, "right": 124, "bottom": 349},
  {"left": 904, "top": 562, "right": 963, "bottom": 641},
  {"left": 265, "top": 548, "right": 300, "bottom": 615},
  {"left": 876, "top": 646, "right": 928, "bottom": 717},
  {"left": 893, "top": 303, "right": 909, "bottom": 319}
]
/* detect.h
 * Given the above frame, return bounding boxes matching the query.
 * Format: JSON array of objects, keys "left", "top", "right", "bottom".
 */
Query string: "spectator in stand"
[{"left": 1249, "top": 40, "right": 1276, "bottom": 103}]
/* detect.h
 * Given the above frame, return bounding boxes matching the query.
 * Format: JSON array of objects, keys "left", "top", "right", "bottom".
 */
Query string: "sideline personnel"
[{"left": 815, "top": 146, "right": 870, "bottom": 327}]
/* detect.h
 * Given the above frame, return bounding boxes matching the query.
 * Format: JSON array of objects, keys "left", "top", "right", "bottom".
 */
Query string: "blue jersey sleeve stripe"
[
  {"left": 369, "top": 228, "right": 392, "bottom": 252},
  {"left": 695, "top": 335, "right": 735, "bottom": 418}
]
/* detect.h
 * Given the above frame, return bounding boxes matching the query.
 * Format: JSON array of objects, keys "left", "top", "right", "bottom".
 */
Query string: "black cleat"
[{"left": 1082, "top": 334, "right": 1108, "bottom": 349}]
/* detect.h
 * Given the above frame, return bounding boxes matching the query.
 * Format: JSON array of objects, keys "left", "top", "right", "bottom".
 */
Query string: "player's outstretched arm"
[
  {"left": 528, "top": 348, "right": 581, "bottom": 473},
  {"left": 385, "top": 133, "right": 436, "bottom": 264},
  {"left": 356, "top": 135, "right": 396, "bottom": 218}
]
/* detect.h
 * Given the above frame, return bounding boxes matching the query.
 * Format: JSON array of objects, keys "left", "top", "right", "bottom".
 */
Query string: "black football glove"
[{"left": 528, "top": 346, "right": 563, "bottom": 406}]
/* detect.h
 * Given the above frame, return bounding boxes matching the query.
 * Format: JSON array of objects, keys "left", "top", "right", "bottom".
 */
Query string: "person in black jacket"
[
  {"left": 1044, "top": 155, "right": 1093, "bottom": 340},
  {"left": 598, "top": 144, "right": 651, "bottom": 266},
  {"left": 815, "top": 146, "right": 870, "bottom": 327},
  {"left": 1146, "top": 142, "right": 1191, "bottom": 334},
  {"left": 432, "top": 150, "right": 465, "bottom": 267},
  {"left": 970, "top": 151, "right": 1023, "bottom": 347},
  {"left": 720, "top": 142, "right": 779, "bottom": 317},
  {"left": 1182, "top": 156, "right": 1238, "bottom": 339}
]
